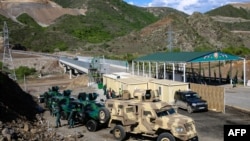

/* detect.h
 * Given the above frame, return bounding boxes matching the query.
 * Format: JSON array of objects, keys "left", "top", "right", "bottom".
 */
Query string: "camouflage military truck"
[{"left": 105, "top": 89, "right": 198, "bottom": 141}]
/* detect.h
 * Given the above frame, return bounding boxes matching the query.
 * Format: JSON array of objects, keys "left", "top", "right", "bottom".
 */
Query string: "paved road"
[
  {"left": 224, "top": 85, "right": 250, "bottom": 112},
  {"left": 178, "top": 106, "right": 250, "bottom": 141}
]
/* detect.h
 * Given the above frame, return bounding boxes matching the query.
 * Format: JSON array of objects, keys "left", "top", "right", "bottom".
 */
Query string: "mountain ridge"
[{"left": 1, "top": 0, "right": 250, "bottom": 59}]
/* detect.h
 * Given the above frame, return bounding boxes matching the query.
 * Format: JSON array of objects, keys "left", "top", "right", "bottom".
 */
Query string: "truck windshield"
[
  {"left": 185, "top": 93, "right": 200, "bottom": 99},
  {"left": 156, "top": 108, "right": 176, "bottom": 117}
]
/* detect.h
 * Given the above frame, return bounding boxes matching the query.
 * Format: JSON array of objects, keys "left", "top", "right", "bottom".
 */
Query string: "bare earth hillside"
[
  {"left": 231, "top": 2, "right": 250, "bottom": 10},
  {"left": 0, "top": 0, "right": 87, "bottom": 26}
]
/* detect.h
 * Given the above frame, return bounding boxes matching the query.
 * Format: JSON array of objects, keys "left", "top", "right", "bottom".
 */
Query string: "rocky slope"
[
  {"left": 104, "top": 12, "right": 244, "bottom": 55},
  {"left": 0, "top": 0, "right": 86, "bottom": 26}
]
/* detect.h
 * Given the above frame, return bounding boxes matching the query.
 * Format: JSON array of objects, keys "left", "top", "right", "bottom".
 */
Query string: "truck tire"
[
  {"left": 98, "top": 107, "right": 110, "bottom": 123},
  {"left": 86, "top": 119, "right": 98, "bottom": 132},
  {"left": 113, "top": 125, "right": 126, "bottom": 141},
  {"left": 187, "top": 105, "right": 193, "bottom": 113},
  {"left": 157, "top": 132, "right": 175, "bottom": 141}
]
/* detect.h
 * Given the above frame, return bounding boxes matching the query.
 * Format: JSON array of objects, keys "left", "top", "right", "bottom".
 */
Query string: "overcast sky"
[{"left": 123, "top": 0, "right": 250, "bottom": 15}]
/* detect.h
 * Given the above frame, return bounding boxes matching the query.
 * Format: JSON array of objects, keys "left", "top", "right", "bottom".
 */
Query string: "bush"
[{"left": 15, "top": 66, "right": 36, "bottom": 79}]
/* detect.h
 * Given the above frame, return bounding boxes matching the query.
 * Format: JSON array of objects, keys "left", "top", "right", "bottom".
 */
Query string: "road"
[
  {"left": 225, "top": 85, "right": 250, "bottom": 111},
  {"left": 179, "top": 106, "right": 250, "bottom": 141}
]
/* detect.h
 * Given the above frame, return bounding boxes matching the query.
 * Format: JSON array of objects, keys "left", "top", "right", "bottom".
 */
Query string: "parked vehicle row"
[
  {"left": 39, "top": 86, "right": 110, "bottom": 131},
  {"left": 39, "top": 86, "right": 200, "bottom": 141}
]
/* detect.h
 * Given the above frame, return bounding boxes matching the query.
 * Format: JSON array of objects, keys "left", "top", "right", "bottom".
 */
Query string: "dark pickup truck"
[{"left": 174, "top": 90, "right": 208, "bottom": 113}]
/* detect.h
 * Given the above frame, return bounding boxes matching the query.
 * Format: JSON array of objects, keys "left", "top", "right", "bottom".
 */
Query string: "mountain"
[
  {"left": 0, "top": 0, "right": 250, "bottom": 59},
  {"left": 0, "top": 0, "right": 159, "bottom": 55},
  {"left": 0, "top": 0, "right": 85, "bottom": 26},
  {"left": 144, "top": 7, "right": 189, "bottom": 18},
  {"left": 205, "top": 3, "right": 250, "bottom": 52},
  {"left": 206, "top": 4, "right": 250, "bottom": 19}
]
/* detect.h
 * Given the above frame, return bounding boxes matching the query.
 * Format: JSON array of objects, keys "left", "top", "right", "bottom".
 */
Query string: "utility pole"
[{"left": 2, "top": 21, "right": 17, "bottom": 80}]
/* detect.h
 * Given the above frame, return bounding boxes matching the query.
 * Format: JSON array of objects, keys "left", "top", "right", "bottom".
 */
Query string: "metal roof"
[
  {"left": 150, "top": 79, "right": 188, "bottom": 86},
  {"left": 134, "top": 51, "right": 243, "bottom": 63}
]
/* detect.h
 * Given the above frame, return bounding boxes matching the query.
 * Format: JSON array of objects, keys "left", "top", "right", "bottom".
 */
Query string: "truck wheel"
[
  {"left": 157, "top": 132, "right": 175, "bottom": 141},
  {"left": 86, "top": 120, "right": 98, "bottom": 132},
  {"left": 113, "top": 125, "right": 126, "bottom": 141},
  {"left": 98, "top": 107, "right": 110, "bottom": 123},
  {"left": 187, "top": 105, "right": 193, "bottom": 113}
]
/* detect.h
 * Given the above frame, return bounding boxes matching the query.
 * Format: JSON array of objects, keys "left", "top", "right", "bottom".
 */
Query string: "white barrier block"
[{"left": 247, "top": 80, "right": 250, "bottom": 86}]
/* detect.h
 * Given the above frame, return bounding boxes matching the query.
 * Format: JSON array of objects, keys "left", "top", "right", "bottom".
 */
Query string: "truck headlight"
[
  {"left": 192, "top": 103, "right": 197, "bottom": 106},
  {"left": 175, "top": 126, "right": 184, "bottom": 133}
]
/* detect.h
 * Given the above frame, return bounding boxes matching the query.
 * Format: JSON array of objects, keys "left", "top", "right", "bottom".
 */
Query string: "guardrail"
[{"left": 11, "top": 50, "right": 69, "bottom": 59}]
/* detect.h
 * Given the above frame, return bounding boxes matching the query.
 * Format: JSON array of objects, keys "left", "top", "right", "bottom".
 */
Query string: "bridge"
[
  {"left": 10, "top": 50, "right": 129, "bottom": 79},
  {"left": 59, "top": 56, "right": 129, "bottom": 79}
]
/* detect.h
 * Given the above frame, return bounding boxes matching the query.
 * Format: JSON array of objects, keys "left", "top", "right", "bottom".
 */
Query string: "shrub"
[{"left": 15, "top": 66, "right": 36, "bottom": 79}]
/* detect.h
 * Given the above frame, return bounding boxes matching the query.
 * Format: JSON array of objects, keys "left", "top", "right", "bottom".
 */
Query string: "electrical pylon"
[
  {"left": 166, "top": 23, "right": 174, "bottom": 52},
  {"left": 2, "top": 21, "right": 16, "bottom": 80}
]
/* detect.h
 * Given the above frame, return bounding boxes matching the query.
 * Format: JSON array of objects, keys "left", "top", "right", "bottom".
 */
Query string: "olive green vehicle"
[{"left": 105, "top": 89, "right": 198, "bottom": 141}]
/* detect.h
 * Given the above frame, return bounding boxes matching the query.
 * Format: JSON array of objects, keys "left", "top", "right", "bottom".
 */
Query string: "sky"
[{"left": 123, "top": 0, "right": 250, "bottom": 15}]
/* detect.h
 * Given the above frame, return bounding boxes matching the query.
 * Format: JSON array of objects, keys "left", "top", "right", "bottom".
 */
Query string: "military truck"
[
  {"left": 105, "top": 89, "right": 198, "bottom": 141},
  {"left": 60, "top": 92, "right": 110, "bottom": 132},
  {"left": 38, "top": 86, "right": 62, "bottom": 107}
]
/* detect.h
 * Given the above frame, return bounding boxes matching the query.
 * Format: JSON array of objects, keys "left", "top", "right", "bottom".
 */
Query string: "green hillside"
[
  {"left": 1, "top": 0, "right": 159, "bottom": 53},
  {"left": 205, "top": 4, "right": 250, "bottom": 19},
  {"left": 50, "top": 0, "right": 159, "bottom": 43}
]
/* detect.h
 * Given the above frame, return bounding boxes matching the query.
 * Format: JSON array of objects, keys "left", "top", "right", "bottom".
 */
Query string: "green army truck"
[{"left": 105, "top": 89, "right": 198, "bottom": 141}]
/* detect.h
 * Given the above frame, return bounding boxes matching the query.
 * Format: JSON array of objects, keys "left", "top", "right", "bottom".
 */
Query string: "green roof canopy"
[{"left": 134, "top": 51, "right": 243, "bottom": 63}]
